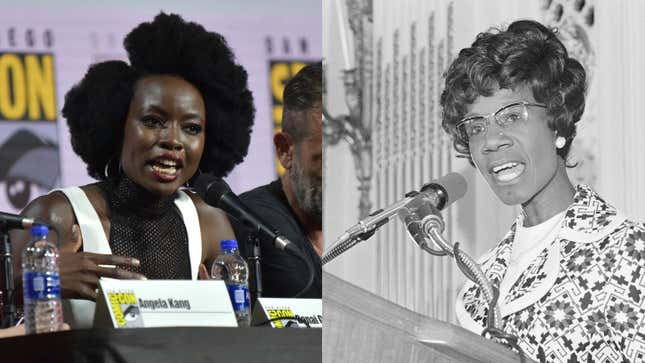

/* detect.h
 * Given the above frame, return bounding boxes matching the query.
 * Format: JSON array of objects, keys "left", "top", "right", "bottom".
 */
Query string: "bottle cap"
[
  {"left": 31, "top": 224, "right": 49, "bottom": 237},
  {"left": 220, "top": 239, "right": 238, "bottom": 251}
]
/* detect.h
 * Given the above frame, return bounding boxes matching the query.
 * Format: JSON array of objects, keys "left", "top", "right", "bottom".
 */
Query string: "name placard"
[
  {"left": 94, "top": 279, "right": 238, "bottom": 328},
  {"left": 253, "top": 297, "right": 322, "bottom": 328}
]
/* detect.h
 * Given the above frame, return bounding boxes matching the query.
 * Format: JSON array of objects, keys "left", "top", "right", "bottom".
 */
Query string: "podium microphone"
[
  {"left": 321, "top": 172, "right": 467, "bottom": 265},
  {"left": 194, "top": 176, "right": 293, "bottom": 251},
  {"left": 0, "top": 212, "right": 39, "bottom": 230},
  {"left": 194, "top": 175, "right": 314, "bottom": 298}
]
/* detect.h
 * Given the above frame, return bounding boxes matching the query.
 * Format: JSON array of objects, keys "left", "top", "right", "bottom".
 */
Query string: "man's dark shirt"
[{"left": 233, "top": 179, "right": 322, "bottom": 298}]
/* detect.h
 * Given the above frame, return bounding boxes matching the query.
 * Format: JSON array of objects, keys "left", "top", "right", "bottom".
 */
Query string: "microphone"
[
  {"left": 194, "top": 175, "right": 315, "bottom": 299},
  {"left": 0, "top": 212, "right": 38, "bottom": 230},
  {"left": 419, "top": 172, "right": 468, "bottom": 210},
  {"left": 321, "top": 172, "right": 467, "bottom": 265},
  {"left": 398, "top": 174, "right": 469, "bottom": 256},
  {"left": 193, "top": 175, "right": 292, "bottom": 251},
  {"left": 336, "top": 172, "right": 465, "bottom": 245}
]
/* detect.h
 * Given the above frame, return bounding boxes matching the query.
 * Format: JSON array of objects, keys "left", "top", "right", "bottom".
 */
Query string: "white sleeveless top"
[{"left": 56, "top": 186, "right": 202, "bottom": 328}]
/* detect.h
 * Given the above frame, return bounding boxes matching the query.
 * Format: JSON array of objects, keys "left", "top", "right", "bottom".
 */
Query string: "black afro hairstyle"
[
  {"left": 63, "top": 12, "right": 255, "bottom": 180},
  {"left": 440, "top": 20, "right": 586, "bottom": 165}
]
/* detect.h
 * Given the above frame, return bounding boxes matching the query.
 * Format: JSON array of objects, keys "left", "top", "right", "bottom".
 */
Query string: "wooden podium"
[{"left": 324, "top": 272, "right": 530, "bottom": 363}]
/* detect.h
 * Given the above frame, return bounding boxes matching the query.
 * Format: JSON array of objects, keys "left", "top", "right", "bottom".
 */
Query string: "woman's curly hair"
[
  {"left": 440, "top": 20, "right": 586, "bottom": 165},
  {"left": 63, "top": 12, "right": 255, "bottom": 180}
]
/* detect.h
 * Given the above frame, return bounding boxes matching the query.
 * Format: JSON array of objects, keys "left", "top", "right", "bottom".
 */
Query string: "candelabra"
[{"left": 323, "top": 0, "right": 373, "bottom": 218}]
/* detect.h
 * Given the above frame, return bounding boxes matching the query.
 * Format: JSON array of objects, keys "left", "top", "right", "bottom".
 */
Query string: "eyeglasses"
[{"left": 454, "top": 102, "right": 547, "bottom": 144}]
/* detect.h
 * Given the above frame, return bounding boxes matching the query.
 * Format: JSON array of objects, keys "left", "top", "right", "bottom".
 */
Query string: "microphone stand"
[
  {"left": 321, "top": 192, "right": 419, "bottom": 265},
  {"left": 245, "top": 232, "right": 262, "bottom": 312},
  {"left": 0, "top": 221, "right": 16, "bottom": 328},
  {"left": 321, "top": 228, "right": 378, "bottom": 265},
  {"left": 402, "top": 208, "right": 530, "bottom": 361}
]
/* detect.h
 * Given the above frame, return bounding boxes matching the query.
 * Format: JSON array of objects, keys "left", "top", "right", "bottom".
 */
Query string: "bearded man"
[{"left": 235, "top": 63, "right": 322, "bottom": 298}]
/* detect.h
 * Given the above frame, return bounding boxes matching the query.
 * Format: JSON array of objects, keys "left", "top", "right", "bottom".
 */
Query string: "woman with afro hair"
[
  {"left": 442, "top": 20, "right": 645, "bottom": 361},
  {"left": 9, "top": 13, "right": 255, "bottom": 329}
]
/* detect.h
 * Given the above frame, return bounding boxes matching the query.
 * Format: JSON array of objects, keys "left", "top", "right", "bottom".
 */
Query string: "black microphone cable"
[{"left": 284, "top": 243, "right": 315, "bottom": 298}]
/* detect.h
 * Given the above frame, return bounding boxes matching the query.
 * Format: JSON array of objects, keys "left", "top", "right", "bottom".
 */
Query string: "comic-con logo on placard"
[
  {"left": 270, "top": 60, "right": 314, "bottom": 176},
  {"left": 266, "top": 307, "right": 297, "bottom": 328},
  {"left": 0, "top": 52, "right": 56, "bottom": 122},
  {"left": 107, "top": 291, "right": 144, "bottom": 328}
]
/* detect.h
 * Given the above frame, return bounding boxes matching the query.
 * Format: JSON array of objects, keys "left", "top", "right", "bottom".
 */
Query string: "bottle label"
[
  {"left": 23, "top": 271, "right": 60, "bottom": 300},
  {"left": 226, "top": 284, "right": 250, "bottom": 313}
]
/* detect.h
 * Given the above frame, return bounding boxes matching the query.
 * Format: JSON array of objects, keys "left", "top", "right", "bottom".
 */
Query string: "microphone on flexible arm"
[
  {"left": 398, "top": 174, "right": 469, "bottom": 255},
  {"left": 321, "top": 172, "right": 467, "bottom": 265}
]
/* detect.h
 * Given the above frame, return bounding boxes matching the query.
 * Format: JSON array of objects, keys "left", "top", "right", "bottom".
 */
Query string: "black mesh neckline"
[
  {"left": 98, "top": 175, "right": 191, "bottom": 279},
  {"left": 102, "top": 175, "right": 176, "bottom": 218}
]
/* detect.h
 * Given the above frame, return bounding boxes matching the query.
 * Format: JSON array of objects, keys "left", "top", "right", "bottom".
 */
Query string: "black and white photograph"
[{"left": 323, "top": 0, "right": 645, "bottom": 362}]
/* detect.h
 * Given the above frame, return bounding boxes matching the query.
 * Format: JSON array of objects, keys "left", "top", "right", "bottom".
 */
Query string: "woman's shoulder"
[
  {"left": 18, "top": 189, "right": 79, "bottom": 244},
  {"left": 23, "top": 189, "right": 74, "bottom": 221},
  {"left": 611, "top": 218, "right": 645, "bottom": 250},
  {"left": 586, "top": 219, "right": 645, "bottom": 290},
  {"left": 621, "top": 218, "right": 645, "bottom": 231},
  {"left": 594, "top": 217, "right": 645, "bottom": 247},
  {"left": 182, "top": 189, "right": 229, "bottom": 222},
  {"left": 24, "top": 183, "right": 106, "bottom": 222}
]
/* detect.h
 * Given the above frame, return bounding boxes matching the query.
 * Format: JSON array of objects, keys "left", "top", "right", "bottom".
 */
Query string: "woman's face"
[
  {"left": 466, "top": 87, "right": 560, "bottom": 206},
  {"left": 120, "top": 75, "right": 206, "bottom": 197}
]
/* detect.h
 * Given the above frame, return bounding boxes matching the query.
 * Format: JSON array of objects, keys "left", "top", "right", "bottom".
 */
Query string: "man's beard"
[{"left": 290, "top": 155, "right": 322, "bottom": 225}]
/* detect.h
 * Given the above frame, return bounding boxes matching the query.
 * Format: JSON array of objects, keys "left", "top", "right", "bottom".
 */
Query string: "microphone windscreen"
[
  {"left": 422, "top": 172, "right": 467, "bottom": 207},
  {"left": 193, "top": 174, "right": 232, "bottom": 206}
]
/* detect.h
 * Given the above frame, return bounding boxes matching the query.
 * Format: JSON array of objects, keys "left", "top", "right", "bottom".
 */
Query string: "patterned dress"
[{"left": 455, "top": 185, "right": 645, "bottom": 362}]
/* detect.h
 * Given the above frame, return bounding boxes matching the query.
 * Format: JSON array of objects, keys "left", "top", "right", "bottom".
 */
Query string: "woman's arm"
[{"left": 9, "top": 192, "right": 145, "bottom": 301}]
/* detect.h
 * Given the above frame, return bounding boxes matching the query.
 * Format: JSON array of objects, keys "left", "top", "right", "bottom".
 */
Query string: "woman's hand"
[{"left": 58, "top": 225, "right": 146, "bottom": 300}]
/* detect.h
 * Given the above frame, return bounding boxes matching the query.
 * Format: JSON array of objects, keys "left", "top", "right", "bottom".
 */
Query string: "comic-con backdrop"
[{"left": 0, "top": 1, "right": 321, "bottom": 213}]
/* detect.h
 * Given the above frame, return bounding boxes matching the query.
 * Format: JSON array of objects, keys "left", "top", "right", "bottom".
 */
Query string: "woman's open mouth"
[
  {"left": 147, "top": 158, "right": 182, "bottom": 182},
  {"left": 490, "top": 161, "right": 525, "bottom": 183}
]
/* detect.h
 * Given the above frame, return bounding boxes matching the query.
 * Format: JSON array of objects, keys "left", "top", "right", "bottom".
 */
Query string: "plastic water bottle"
[
  {"left": 22, "top": 224, "right": 64, "bottom": 334},
  {"left": 211, "top": 239, "right": 251, "bottom": 327}
]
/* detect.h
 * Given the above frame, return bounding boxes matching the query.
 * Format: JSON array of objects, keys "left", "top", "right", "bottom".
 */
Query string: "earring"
[
  {"left": 104, "top": 156, "right": 116, "bottom": 178},
  {"left": 555, "top": 136, "right": 566, "bottom": 149},
  {"left": 104, "top": 155, "right": 123, "bottom": 179}
]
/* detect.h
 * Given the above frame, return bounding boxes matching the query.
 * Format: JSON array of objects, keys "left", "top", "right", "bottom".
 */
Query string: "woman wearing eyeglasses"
[{"left": 441, "top": 20, "right": 645, "bottom": 362}]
